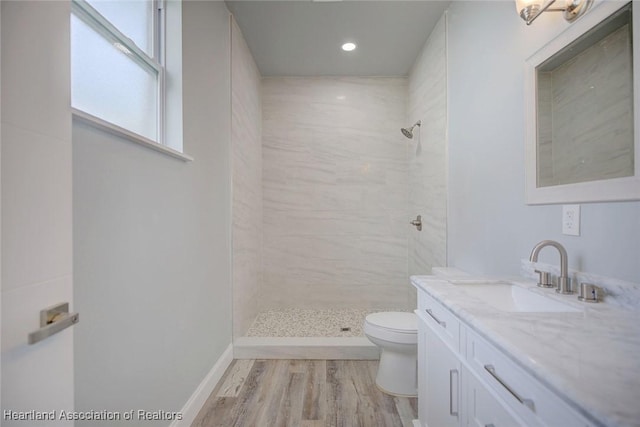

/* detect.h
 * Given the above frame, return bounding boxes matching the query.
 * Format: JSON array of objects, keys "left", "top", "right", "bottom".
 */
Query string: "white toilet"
[{"left": 363, "top": 311, "right": 418, "bottom": 397}]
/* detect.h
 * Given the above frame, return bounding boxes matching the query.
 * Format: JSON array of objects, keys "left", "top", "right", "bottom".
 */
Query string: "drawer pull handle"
[
  {"left": 485, "top": 425, "right": 495, "bottom": 427},
  {"left": 484, "top": 365, "right": 535, "bottom": 411},
  {"left": 425, "top": 309, "right": 446, "bottom": 327},
  {"left": 449, "top": 369, "right": 459, "bottom": 416}
]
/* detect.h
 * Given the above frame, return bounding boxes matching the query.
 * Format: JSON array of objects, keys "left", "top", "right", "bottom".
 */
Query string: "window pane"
[
  {"left": 72, "top": 14, "right": 158, "bottom": 141},
  {"left": 86, "top": 0, "right": 153, "bottom": 55}
]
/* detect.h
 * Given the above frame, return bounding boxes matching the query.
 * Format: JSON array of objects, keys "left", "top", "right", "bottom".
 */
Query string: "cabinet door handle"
[
  {"left": 425, "top": 309, "right": 446, "bottom": 327},
  {"left": 449, "top": 369, "right": 459, "bottom": 416},
  {"left": 484, "top": 365, "right": 535, "bottom": 411},
  {"left": 485, "top": 425, "right": 495, "bottom": 427}
]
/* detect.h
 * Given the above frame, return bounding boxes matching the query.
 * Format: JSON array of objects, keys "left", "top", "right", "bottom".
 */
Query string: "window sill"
[{"left": 72, "top": 108, "right": 194, "bottom": 162}]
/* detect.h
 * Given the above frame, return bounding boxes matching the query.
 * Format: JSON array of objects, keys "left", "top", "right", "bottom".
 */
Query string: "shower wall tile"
[
  {"left": 407, "top": 14, "right": 448, "bottom": 280},
  {"left": 262, "top": 77, "right": 411, "bottom": 310},
  {"left": 232, "top": 19, "right": 262, "bottom": 338}
]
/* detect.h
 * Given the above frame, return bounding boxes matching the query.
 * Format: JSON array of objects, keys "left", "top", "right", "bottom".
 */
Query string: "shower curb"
[{"left": 233, "top": 336, "right": 379, "bottom": 360}]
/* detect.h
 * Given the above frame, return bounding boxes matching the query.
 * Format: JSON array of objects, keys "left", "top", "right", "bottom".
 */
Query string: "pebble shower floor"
[{"left": 246, "top": 308, "right": 410, "bottom": 337}]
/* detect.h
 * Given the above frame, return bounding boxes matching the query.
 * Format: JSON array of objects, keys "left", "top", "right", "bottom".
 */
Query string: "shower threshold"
[{"left": 233, "top": 336, "right": 378, "bottom": 360}]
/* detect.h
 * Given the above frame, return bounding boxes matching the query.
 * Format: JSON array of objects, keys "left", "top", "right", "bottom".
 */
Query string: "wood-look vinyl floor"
[{"left": 193, "top": 359, "right": 418, "bottom": 427}]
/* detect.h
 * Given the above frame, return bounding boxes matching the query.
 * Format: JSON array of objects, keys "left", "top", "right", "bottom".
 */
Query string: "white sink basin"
[{"left": 450, "top": 281, "right": 581, "bottom": 313}]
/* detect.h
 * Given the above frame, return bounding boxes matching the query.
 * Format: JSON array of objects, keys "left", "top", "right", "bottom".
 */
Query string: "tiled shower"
[{"left": 231, "top": 16, "right": 447, "bottom": 340}]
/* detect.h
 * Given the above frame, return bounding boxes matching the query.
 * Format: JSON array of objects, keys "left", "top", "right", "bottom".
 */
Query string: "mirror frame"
[{"left": 524, "top": 1, "right": 640, "bottom": 204}]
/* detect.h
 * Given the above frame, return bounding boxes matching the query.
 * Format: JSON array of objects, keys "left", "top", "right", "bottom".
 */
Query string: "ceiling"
[{"left": 225, "top": 1, "right": 451, "bottom": 77}]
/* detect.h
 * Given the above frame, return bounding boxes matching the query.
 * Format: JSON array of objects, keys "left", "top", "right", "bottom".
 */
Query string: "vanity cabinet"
[
  {"left": 417, "top": 288, "right": 463, "bottom": 427},
  {"left": 418, "top": 318, "right": 460, "bottom": 427},
  {"left": 415, "top": 285, "right": 593, "bottom": 427},
  {"left": 417, "top": 304, "right": 526, "bottom": 427}
]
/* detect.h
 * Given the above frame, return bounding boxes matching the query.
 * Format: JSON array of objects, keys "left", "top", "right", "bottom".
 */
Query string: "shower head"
[{"left": 401, "top": 120, "right": 421, "bottom": 139}]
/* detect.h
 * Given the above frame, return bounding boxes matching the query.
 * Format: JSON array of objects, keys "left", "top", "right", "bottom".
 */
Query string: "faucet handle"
[
  {"left": 534, "top": 269, "right": 554, "bottom": 288},
  {"left": 578, "top": 282, "right": 602, "bottom": 303}
]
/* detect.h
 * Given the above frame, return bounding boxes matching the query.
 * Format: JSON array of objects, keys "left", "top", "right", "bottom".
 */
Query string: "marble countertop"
[{"left": 411, "top": 269, "right": 640, "bottom": 427}]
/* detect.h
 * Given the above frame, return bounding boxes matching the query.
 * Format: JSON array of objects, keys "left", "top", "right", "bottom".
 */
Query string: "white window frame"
[{"left": 71, "top": 0, "right": 190, "bottom": 160}]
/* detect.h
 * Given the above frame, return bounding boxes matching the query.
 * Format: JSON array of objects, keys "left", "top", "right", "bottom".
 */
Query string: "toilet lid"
[{"left": 365, "top": 312, "right": 417, "bottom": 333}]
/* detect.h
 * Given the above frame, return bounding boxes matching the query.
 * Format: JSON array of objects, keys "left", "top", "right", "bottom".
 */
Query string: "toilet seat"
[{"left": 364, "top": 312, "right": 417, "bottom": 344}]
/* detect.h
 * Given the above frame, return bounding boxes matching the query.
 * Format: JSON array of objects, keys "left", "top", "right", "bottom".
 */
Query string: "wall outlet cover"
[{"left": 562, "top": 204, "right": 580, "bottom": 236}]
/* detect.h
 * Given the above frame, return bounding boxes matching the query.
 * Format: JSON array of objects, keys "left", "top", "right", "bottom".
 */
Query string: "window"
[{"left": 71, "top": 0, "right": 167, "bottom": 146}]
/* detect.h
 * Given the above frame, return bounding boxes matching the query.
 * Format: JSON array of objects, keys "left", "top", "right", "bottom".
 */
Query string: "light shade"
[{"left": 515, "top": 0, "right": 544, "bottom": 21}]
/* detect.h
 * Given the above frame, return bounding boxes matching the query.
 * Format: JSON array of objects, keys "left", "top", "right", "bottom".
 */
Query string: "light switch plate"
[{"left": 562, "top": 204, "right": 580, "bottom": 236}]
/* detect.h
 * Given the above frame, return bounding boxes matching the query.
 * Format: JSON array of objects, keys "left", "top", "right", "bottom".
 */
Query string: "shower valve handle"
[{"left": 410, "top": 215, "right": 422, "bottom": 231}]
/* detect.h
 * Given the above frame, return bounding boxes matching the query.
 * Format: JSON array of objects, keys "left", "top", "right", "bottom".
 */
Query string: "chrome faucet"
[{"left": 529, "top": 240, "right": 573, "bottom": 294}]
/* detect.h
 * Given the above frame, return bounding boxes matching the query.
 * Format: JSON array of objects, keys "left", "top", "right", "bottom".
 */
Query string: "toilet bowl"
[{"left": 363, "top": 312, "right": 418, "bottom": 397}]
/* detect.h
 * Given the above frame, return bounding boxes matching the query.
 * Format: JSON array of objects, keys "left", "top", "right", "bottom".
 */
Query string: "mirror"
[{"left": 525, "top": 1, "right": 640, "bottom": 204}]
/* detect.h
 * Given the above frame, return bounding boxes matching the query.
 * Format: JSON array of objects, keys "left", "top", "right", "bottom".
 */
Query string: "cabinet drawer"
[
  {"left": 417, "top": 290, "right": 460, "bottom": 351},
  {"left": 464, "top": 365, "right": 525, "bottom": 427},
  {"left": 466, "top": 329, "right": 592, "bottom": 427}
]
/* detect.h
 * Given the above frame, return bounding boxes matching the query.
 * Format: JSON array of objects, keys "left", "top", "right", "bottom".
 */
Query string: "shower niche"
[{"left": 524, "top": 1, "right": 640, "bottom": 204}]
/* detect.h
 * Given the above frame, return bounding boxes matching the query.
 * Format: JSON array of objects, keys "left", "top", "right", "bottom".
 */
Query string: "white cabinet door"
[
  {"left": 418, "top": 315, "right": 461, "bottom": 427},
  {"left": 418, "top": 316, "right": 429, "bottom": 425},
  {"left": 464, "top": 366, "right": 524, "bottom": 427}
]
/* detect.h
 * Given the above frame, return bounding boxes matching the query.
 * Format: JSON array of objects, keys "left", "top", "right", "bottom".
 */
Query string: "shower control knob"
[{"left": 410, "top": 215, "right": 422, "bottom": 231}]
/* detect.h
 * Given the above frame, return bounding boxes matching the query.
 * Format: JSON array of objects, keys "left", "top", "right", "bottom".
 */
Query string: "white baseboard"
[{"left": 170, "top": 343, "right": 233, "bottom": 427}]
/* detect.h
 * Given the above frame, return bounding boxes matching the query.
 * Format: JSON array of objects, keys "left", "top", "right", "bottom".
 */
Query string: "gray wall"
[
  {"left": 447, "top": 1, "right": 640, "bottom": 283},
  {"left": 73, "top": 1, "right": 232, "bottom": 424}
]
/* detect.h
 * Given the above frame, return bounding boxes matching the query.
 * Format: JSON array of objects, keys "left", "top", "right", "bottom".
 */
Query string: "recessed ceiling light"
[{"left": 341, "top": 42, "right": 357, "bottom": 52}]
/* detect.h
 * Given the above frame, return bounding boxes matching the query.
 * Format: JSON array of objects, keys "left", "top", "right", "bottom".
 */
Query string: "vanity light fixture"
[{"left": 516, "top": 0, "right": 593, "bottom": 25}]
